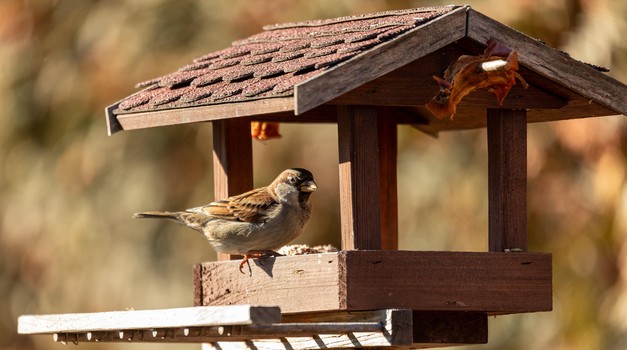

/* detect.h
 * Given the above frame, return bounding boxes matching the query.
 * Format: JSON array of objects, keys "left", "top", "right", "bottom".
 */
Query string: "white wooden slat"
[{"left": 18, "top": 305, "right": 281, "bottom": 334}]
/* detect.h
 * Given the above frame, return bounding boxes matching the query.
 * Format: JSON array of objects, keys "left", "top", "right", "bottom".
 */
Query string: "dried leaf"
[
  {"left": 426, "top": 38, "right": 528, "bottom": 119},
  {"left": 251, "top": 121, "right": 281, "bottom": 140}
]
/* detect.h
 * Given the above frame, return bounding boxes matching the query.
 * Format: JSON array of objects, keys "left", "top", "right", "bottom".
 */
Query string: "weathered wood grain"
[
  {"left": 212, "top": 118, "right": 253, "bottom": 261},
  {"left": 18, "top": 306, "right": 281, "bottom": 334},
  {"left": 487, "top": 109, "right": 527, "bottom": 252},
  {"left": 340, "top": 250, "right": 551, "bottom": 314},
  {"left": 294, "top": 6, "right": 468, "bottom": 115},
  {"left": 116, "top": 97, "right": 295, "bottom": 131},
  {"left": 196, "top": 253, "right": 341, "bottom": 313},
  {"left": 197, "top": 251, "right": 552, "bottom": 315},
  {"left": 378, "top": 109, "right": 399, "bottom": 250},
  {"left": 338, "top": 106, "right": 383, "bottom": 250},
  {"left": 467, "top": 9, "right": 627, "bottom": 117}
]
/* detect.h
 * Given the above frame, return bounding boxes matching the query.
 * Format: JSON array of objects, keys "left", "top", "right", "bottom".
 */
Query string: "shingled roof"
[
  {"left": 114, "top": 6, "right": 458, "bottom": 115},
  {"left": 106, "top": 5, "right": 626, "bottom": 135}
]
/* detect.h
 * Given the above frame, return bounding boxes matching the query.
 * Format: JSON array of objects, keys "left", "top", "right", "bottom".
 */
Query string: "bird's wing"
[{"left": 189, "top": 187, "right": 278, "bottom": 223}]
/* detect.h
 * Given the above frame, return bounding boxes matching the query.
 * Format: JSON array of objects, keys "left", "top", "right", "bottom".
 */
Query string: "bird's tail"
[{"left": 132, "top": 211, "right": 186, "bottom": 225}]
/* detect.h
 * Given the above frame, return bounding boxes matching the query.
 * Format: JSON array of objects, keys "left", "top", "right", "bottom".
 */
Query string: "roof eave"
[
  {"left": 466, "top": 9, "right": 627, "bottom": 117},
  {"left": 110, "top": 96, "right": 296, "bottom": 134},
  {"left": 105, "top": 103, "right": 123, "bottom": 136}
]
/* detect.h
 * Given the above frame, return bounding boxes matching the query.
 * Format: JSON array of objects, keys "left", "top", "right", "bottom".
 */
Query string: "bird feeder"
[{"left": 19, "top": 5, "right": 627, "bottom": 349}]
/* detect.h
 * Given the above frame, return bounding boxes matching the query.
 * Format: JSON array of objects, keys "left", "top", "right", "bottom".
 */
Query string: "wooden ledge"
[
  {"left": 195, "top": 250, "right": 552, "bottom": 315},
  {"left": 18, "top": 307, "right": 488, "bottom": 348},
  {"left": 18, "top": 305, "right": 281, "bottom": 335},
  {"left": 18, "top": 307, "right": 438, "bottom": 348}
]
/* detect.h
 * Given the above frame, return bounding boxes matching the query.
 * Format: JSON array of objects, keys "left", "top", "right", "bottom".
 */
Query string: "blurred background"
[{"left": 1, "top": 0, "right": 626, "bottom": 349}]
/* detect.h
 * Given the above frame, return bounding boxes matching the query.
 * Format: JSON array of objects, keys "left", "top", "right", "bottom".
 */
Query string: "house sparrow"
[{"left": 133, "top": 168, "right": 317, "bottom": 273}]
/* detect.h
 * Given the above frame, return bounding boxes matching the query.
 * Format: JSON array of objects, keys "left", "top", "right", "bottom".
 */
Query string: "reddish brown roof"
[{"left": 113, "top": 5, "right": 460, "bottom": 115}]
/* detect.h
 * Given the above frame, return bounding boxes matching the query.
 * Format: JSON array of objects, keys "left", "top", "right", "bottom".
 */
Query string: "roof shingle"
[{"left": 114, "top": 5, "right": 460, "bottom": 115}]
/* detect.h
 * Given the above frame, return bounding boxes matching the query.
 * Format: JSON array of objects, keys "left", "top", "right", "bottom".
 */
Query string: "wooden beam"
[
  {"left": 115, "top": 97, "right": 295, "bottom": 132},
  {"left": 212, "top": 118, "right": 253, "bottom": 260},
  {"left": 337, "top": 106, "right": 382, "bottom": 250},
  {"left": 18, "top": 306, "right": 281, "bottom": 334},
  {"left": 487, "top": 109, "right": 528, "bottom": 252},
  {"left": 196, "top": 251, "right": 552, "bottom": 315},
  {"left": 294, "top": 6, "right": 468, "bottom": 114},
  {"left": 378, "top": 109, "right": 398, "bottom": 250}
]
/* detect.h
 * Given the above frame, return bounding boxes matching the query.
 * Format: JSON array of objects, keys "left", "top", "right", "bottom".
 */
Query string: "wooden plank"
[
  {"left": 487, "top": 109, "right": 527, "bottom": 252},
  {"left": 337, "top": 105, "right": 382, "bottom": 250},
  {"left": 294, "top": 6, "right": 469, "bottom": 115},
  {"left": 378, "top": 108, "right": 399, "bottom": 250},
  {"left": 282, "top": 309, "right": 393, "bottom": 323},
  {"left": 197, "top": 251, "right": 552, "bottom": 315},
  {"left": 341, "top": 250, "right": 551, "bottom": 314},
  {"left": 196, "top": 253, "right": 341, "bottom": 313},
  {"left": 467, "top": 9, "right": 627, "bottom": 117},
  {"left": 43, "top": 310, "right": 414, "bottom": 347},
  {"left": 18, "top": 306, "right": 281, "bottom": 334},
  {"left": 252, "top": 105, "right": 427, "bottom": 127},
  {"left": 212, "top": 118, "right": 254, "bottom": 261},
  {"left": 116, "top": 97, "right": 295, "bottom": 131},
  {"left": 411, "top": 101, "right": 620, "bottom": 136}
]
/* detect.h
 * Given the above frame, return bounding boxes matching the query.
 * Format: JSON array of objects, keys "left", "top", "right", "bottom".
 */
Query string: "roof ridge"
[{"left": 262, "top": 5, "right": 461, "bottom": 31}]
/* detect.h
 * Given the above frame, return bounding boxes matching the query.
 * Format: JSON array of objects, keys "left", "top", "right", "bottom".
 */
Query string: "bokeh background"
[{"left": 1, "top": 0, "right": 626, "bottom": 349}]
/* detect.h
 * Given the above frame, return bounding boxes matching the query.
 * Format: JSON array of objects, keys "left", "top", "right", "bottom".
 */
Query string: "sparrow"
[{"left": 133, "top": 168, "right": 317, "bottom": 273}]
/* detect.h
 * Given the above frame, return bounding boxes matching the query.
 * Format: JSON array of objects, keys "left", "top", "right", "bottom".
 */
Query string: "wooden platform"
[
  {"left": 195, "top": 250, "right": 552, "bottom": 315},
  {"left": 17, "top": 305, "right": 487, "bottom": 348}
]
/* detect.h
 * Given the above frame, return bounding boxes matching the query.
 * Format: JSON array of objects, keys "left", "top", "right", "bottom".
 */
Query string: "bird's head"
[{"left": 270, "top": 168, "right": 317, "bottom": 204}]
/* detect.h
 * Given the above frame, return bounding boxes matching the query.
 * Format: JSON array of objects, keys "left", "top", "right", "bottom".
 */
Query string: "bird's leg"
[
  {"left": 238, "top": 250, "right": 283, "bottom": 273},
  {"left": 245, "top": 250, "right": 284, "bottom": 266},
  {"left": 238, "top": 255, "right": 252, "bottom": 275}
]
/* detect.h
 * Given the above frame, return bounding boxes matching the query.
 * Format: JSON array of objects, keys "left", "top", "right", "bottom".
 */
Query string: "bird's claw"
[
  {"left": 238, "top": 256, "right": 252, "bottom": 275},
  {"left": 238, "top": 250, "right": 283, "bottom": 273}
]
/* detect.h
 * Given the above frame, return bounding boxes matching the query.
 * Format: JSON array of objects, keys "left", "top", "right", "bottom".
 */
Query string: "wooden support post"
[
  {"left": 378, "top": 109, "right": 398, "bottom": 250},
  {"left": 212, "top": 118, "right": 253, "bottom": 260},
  {"left": 487, "top": 109, "right": 527, "bottom": 252},
  {"left": 338, "top": 105, "right": 395, "bottom": 250}
]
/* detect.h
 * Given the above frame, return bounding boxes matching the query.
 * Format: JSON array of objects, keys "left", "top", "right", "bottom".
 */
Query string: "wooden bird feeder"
[{"left": 19, "top": 5, "right": 627, "bottom": 349}]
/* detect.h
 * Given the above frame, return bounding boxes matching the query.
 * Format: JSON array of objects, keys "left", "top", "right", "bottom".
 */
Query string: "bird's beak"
[{"left": 299, "top": 180, "right": 317, "bottom": 192}]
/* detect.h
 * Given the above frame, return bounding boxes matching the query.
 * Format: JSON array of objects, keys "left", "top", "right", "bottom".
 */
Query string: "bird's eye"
[{"left": 287, "top": 175, "right": 297, "bottom": 185}]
